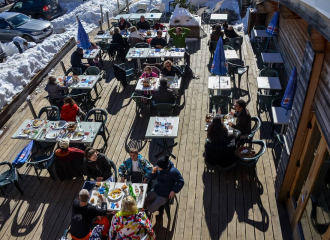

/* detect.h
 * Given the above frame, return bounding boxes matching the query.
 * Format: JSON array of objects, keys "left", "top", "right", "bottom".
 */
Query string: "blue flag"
[
  {"left": 211, "top": 37, "right": 227, "bottom": 76},
  {"left": 281, "top": 66, "right": 297, "bottom": 110},
  {"left": 77, "top": 18, "right": 91, "bottom": 49},
  {"left": 12, "top": 140, "right": 33, "bottom": 167},
  {"left": 266, "top": 12, "right": 279, "bottom": 36}
]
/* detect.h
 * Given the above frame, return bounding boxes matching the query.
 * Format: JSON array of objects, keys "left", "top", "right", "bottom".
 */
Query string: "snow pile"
[
  {"left": 0, "top": 0, "right": 127, "bottom": 109},
  {"left": 170, "top": 4, "right": 200, "bottom": 26}
]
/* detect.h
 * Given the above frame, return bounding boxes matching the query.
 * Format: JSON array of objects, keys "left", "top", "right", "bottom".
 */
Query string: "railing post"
[{"left": 26, "top": 95, "right": 37, "bottom": 118}]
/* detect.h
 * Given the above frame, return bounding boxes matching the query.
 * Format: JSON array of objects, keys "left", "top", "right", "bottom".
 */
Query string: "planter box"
[{"left": 169, "top": 16, "right": 201, "bottom": 38}]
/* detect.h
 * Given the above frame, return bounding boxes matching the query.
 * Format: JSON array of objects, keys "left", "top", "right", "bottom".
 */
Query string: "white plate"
[
  {"left": 53, "top": 121, "right": 67, "bottom": 129},
  {"left": 108, "top": 188, "right": 124, "bottom": 201},
  {"left": 46, "top": 130, "right": 59, "bottom": 139},
  {"left": 71, "top": 131, "right": 84, "bottom": 140},
  {"left": 89, "top": 191, "right": 102, "bottom": 206},
  {"left": 31, "top": 119, "right": 43, "bottom": 128},
  {"left": 133, "top": 185, "right": 141, "bottom": 197}
]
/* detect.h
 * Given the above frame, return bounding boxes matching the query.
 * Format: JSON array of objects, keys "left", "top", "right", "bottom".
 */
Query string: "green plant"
[{"left": 170, "top": 0, "right": 194, "bottom": 13}]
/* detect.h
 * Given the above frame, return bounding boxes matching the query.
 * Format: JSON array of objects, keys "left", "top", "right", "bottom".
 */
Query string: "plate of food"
[
  {"left": 32, "top": 119, "right": 43, "bottom": 128},
  {"left": 53, "top": 121, "right": 67, "bottom": 129},
  {"left": 108, "top": 188, "right": 123, "bottom": 201},
  {"left": 71, "top": 131, "right": 84, "bottom": 140},
  {"left": 89, "top": 190, "right": 101, "bottom": 206},
  {"left": 19, "top": 128, "right": 34, "bottom": 137},
  {"left": 46, "top": 130, "right": 58, "bottom": 139}
]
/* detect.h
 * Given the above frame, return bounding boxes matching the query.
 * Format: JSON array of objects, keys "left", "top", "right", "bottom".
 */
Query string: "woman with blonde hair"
[
  {"left": 109, "top": 196, "right": 155, "bottom": 239},
  {"left": 128, "top": 26, "right": 144, "bottom": 48}
]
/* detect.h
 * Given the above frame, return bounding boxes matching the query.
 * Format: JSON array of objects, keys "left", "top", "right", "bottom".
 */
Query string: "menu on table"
[
  {"left": 152, "top": 117, "right": 174, "bottom": 135},
  {"left": 210, "top": 77, "right": 230, "bottom": 89}
]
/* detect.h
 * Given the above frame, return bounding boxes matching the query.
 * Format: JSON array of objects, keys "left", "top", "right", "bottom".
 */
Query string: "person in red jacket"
[
  {"left": 60, "top": 97, "right": 85, "bottom": 122},
  {"left": 55, "top": 138, "right": 85, "bottom": 161}
]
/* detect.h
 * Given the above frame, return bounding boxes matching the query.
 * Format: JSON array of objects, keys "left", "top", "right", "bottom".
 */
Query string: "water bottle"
[
  {"left": 76, "top": 116, "right": 81, "bottom": 131},
  {"left": 129, "top": 183, "right": 136, "bottom": 200}
]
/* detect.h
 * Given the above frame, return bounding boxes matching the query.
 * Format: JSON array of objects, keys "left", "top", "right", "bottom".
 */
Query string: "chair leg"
[
  {"left": 14, "top": 180, "right": 24, "bottom": 196},
  {"left": 0, "top": 185, "right": 6, "bottom": 197},
  {"left": 16, "top": 169, "right": 23, "bottom": 180},
  {"left": 48, "top": 166, "right": 56, "bottom": 181},
  {"left": 102, "top": 132, "right": 108, "bottom": 147},
  {"left": 165, "top": 202, "right": 171, "bottom": 223},
  {"left": 34, "top": 166, "right": 41, "bottom": 182}
]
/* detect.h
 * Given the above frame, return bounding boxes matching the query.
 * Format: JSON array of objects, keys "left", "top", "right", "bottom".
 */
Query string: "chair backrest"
[
  {"left": 85, "top": 66, "right": 100, "bottom": 75},
  {"left": 253, "top": 25, "right": 266, "bottom": 30},
  {"left": 259, "top": 68, "right": 279, "bottom": 77},
  {"left": 223, "top": 45, "right": 234, "bottom": 50},
  {"left": 213, "top": 0, "right": 224, "bottom": 13},
  {"left": 237, "top": 140, "right": 266, "bottom": 166},
  {"left": 271, "top": 97, "right": 283, "bottom": 108},
  {"left": 112, "top": 22, "right": 119, "bottom": 28},
  {"left": 155, "top": 3, "right": 165, "bottom": 12},
  {"left": 38, "top": 106, "right": 60, "bottom": 121},
  {"left": 174, "top": 65, "right": 183, "bottom": 76},
  {"left": 136, "top": 9, "right": 147, "bottom": 13},
  {"left": 130, "top": 92, "right": 152, "bottom": 106},
  {"left": 150, "top": 8, "right": 161, "bottom": 13},
  {"left": 137, "top": 4, "right": 148, "bottom": 11},
  {"left": 153, "top": 103, "right": 175, "bottom": 116},
  {"left": 257, "top": 92, "right": 277, "bottom": 112},
  {"left": 84, "top": 109, "right": 108, "bottom": 125},
  {"left": 210, "top": 95, "right": 231, "bottom": 114},
  {"left": 250, "top": 116, "right": 261, "bottom": 139},
  {"left": 66, "top": 67, "right": 82, "bottom": 76},
  {"left": 113, "top": 64, "right": 126, "bottom": 81},
  {"left": 135, "top": 42, "right": 150, "bottom": 48},
  {"left": 151, "top": 66, "right": 161, "bottom": 76},
  {"left": 264, "top": 49, "right": 278, "bottom": 53},
  {"left": 107, "top": 158, "right": 118, "bottom": 182}
]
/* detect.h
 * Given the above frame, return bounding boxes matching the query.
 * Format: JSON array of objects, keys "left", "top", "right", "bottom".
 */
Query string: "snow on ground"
[
  {"left": 0, "top": 0, "right": 244, "bottom": 110},
  {"left": 0, "top": 0, "right": 128, "bottom": 109}
]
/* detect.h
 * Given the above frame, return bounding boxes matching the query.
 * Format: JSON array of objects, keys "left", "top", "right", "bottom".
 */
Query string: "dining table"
[
  {"left": 257, "top": 77, "right": 282, "bottom": 95},
  {"left": 271, "top": 107, "right": 291, "bottom": 134},
  {"left": 56, "top": 75, "right": 99, "bottom": 91},
  {"left": 261, "top": 52, "right": 284, "bottom": 68},
  {"left": 225, "top": 50, "right": 239, "bottom": 60},
  {"left": 208, "top": 76, "right": 231, "bottom": 95},
  {"left": 83, "top": 49, "right": 103, "bottom": 66},
  {"left": 126, "top": 48, "right": 149, "bottom": 70},
  {"left": 83, "top": 181, "right": 148, "bottom": 211}
]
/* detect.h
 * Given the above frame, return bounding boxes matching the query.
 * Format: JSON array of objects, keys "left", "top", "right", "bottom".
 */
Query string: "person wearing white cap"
[{"left": 54, "top": 138, "right": 85, "bottom": 181}]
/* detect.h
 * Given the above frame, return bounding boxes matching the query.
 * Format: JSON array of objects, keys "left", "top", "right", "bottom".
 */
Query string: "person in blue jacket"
[
  {"left": 144, "top": 156, "right": 184, "bottom": 213},
  {"left": 118, "top": 148, "right": 152, "bottom": 183}
]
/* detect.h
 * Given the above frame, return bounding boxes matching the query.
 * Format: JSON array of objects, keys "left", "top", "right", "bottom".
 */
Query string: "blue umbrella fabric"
[
  {"left": 211, "top": 37, "right": 227, "bottom": 76},
  {"left": 12, "top": 140, "right": 34, "bottom": 167},
  {"left": 265, "top": 11, "right": 279, "bottom": 50},
  {"left": 281, "top": 66, "right": 297, "bottom": 111},
  {"left": 77, "top": 18, "right": 91, "bottom": 49}
]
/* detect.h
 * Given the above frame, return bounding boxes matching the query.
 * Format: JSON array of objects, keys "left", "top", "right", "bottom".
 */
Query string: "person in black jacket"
[
  {"left": 118, "top": 17, "right": 131, "bottom": 30},
  {"left": 224, "top": 25, "right": 239, "bottom": 39},
  {"left": 111, "top": 27, "right": 124, "bottom": 44},
  {"left": 153, "top": 79, "right": 177, "bottom": 104},
  {"left": 83, "top": 148, "right": 113, "bottom": 181},
  {"left": 70, "top": 189, "right": 108, "bottom": 239},
  {"left": 71, "top": 47, "right": 89, "bottom": 72},
  {"left": 136, "top": 15, "right": 150, "bottom": 30},
  {"left": 229, "top": 99, "right": 251, "bottom": 134},
  {"left": 204, "top": 116, "right": 238, "bottom": 168},
  {"left": 161, "top": 60, "right": 182, "bottom": 77},
  {"left": 150, "top": 30, "right": 168, "bottom": 49}
]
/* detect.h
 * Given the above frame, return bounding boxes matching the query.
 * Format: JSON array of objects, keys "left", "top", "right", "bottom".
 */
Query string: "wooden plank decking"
[{"left": 0, "top": 25, "right": 289, "bottom": 239}]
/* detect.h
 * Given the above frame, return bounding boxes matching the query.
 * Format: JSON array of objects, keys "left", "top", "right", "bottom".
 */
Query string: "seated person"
[
  {"left": 222, "top": 21, "right": 229, "bottom": 30},
  {"left": 110, "top": 196, "right": 155, "bottom": 240},
  {"left": 60, "top": 97, "right": 85, "bottom": 122},
  {"left": 153, "top": 79, "right": 177, "bottom": 104},
  {"left": 204, "top": 116, "right": 237, "bottom": 168},
  {"left": 54, "top": 138, "right": 85, "bottom": 181},
  {"left": 228, "top": 99, "right": 251, "bottom": 134},
  {"left": 128, "top": 26, "right": 145, "bottom": 48},
  {"left": 44, "top": 75, "right": 67, "bottom": 100},
  {"left": 84, "top": 147, "right": 114, "bottom": 181},
  {"left": 168, "top": 26, "right": 191, "bottom": 66},
  {"left": 152, "top": 20, "right": 164, "bottom": 30},
  {"left": 210, "top": 24, "right": 223, "bottom": 42},
  {"left": 118, "top": 148, "right": 152, "bottom": 183},
  {"left": 118, "top": 17, "right": 131, "bottom": 30},
  {"left": 70, "top": 189, "right": 109, "bottom": 240},
  {"left": 111, "top": 27, "right": 124, "bottom": 44},
  {"left": 71, "top": 47, "right": 89, "bottom": 72},
  {"left": 161, "top": 60, "right": 182, "bottom": 77},
  {"left": 140, "top": 66, "right": 158, "bottom": 78},
  {"left": 144, "top": 156, "right": 184, "bottom": 213},
  {"left": 136, "top": 15, "right": 150, "bottom": 30},
  {"left": 224, "top": 25, "right": 239, "bottom": 39},
  {"left": 150, "top": 30, "right": 168, "bottom": 49}
]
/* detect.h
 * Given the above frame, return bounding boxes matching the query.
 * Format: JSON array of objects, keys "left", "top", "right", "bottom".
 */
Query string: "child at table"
[{"left": 140, "top": 66, "right": 158, "bottom": 79}]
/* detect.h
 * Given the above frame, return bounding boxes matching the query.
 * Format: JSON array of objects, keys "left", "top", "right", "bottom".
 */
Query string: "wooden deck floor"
[{"left": 0, "top": 25, "right": 290, "bottom": 239}]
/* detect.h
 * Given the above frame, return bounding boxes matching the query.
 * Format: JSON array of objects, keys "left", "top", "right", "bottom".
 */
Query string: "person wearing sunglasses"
[
  {"left": 118, "top": 17, "right": 131, "bottom": 30},
  {"left": 161, "top": 60, "right": 182, "bottom": 78},
  {"left": 150, "top": 30, "right": 168, "bottom": 49}
]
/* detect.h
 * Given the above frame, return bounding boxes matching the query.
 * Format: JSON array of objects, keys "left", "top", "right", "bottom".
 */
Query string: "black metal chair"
[
  {"left": 227, "top": 62, "right": 249, "bottom": 97},
  {"left": 84, "top": 109, "right": 109, "bottom": 147},
  {"left": 0, "top": 162, "right": 24, "bottom": 197},
  {"left": 135, "top": 42, "right": 150, "bottom": 48},
  {"left": 113, "top": 64, "right": 135, "bottom": 89},
  {"left": 209, "top": 94, "right": 232, "bottom": 114},
  {"left": 150, "top": 8, "right": 161, "bottom": 13},
  {"left": 236, "top": 140, "right": 266, "bottom": 166},
  {"left": 70, "top": 92, "right": 90, "bottom": 112},
  {"left": 96, "top": 41, "right": 111, "bottom": 59},
  {"left": 239, "top": 116, "right": 261, "bottom": 142},
  {"left": 84, "top": 66, "right": 103, "bottom": 97},
  {"left": 130, "top": 92, "right": 152, "bottom": 114},
  {"left": 108, "top": 43, "right": 126, "bottom": 62},
  {"left": 44, "top": 95, "right": 66, "bottom": 110},
  {"left": 257, "top": 92, "right": 277, "bottom": 113},
  {"left": 27, "top": 152, "right": 56, "bottom": 182},
  {"left": 152, "top": 102, "right": 177, "bottom": 116},
  {"left": 272, "top": 130, "right": 284, "bottom": 160},
  {"left": 107, "top": 157, "right": 118, "bottom": 182},
  {"left": 65, "top": 67, "right": 83, "bottom": 76},
  {"left": 223, "top": 45, "right": 234, "bottom": 50},
  {"left": 136, "top": 9, "right": 147, "bottom": 13},
  {"left": 259, "top": 68, "right": 279, "bottom": 77},
  {"left": 253, "top": 25, "right": 266, "bottom": 30},
  {"left": 37, "top": 106, "right": 60, "bottom": 121}
]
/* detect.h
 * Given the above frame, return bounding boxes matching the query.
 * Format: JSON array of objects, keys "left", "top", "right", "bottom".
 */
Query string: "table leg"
[
  {"left": 99, "top": 51, "right": 104, "bottom": 67},
  {"left": 280, "top": 124, "right": 286, "bottom": 135},
  {"left": 155, "top": 138, "right": 178, "bottom": 159},
  {"left": 137, "top": 59, "right": 142, "bottom": 71}
]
